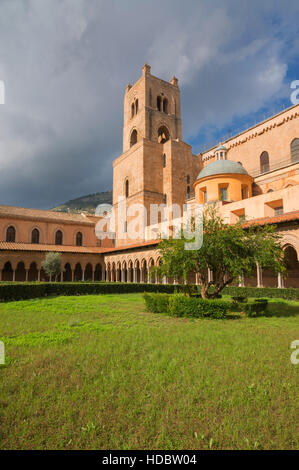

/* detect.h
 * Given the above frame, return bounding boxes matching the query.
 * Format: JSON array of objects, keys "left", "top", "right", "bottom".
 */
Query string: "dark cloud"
[{"left": 0, "top": 0, "right": 298, "bottom": 208}]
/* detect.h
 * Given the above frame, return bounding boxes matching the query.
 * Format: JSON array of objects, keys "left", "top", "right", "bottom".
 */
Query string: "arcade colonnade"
[
  {"left": 0, "top": 240, "right": 298, "bottom": 288},
  {"left": 0, "top": 252, "right": 104, "bottom": 282}
]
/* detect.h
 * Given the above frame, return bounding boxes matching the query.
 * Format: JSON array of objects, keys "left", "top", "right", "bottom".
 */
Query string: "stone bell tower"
[
  {"left": 112, "top": 64, "right": 199, "bottom": 247},
  {"left": 122, "top": 63, "right": 182, "bottom": 152}
]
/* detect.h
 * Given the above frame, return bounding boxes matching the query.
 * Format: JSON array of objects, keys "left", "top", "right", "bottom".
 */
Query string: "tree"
[
  {"left": 42, "top": 252, "right": 62, "bottom": 281},
  {"left": 156, "top": 205, "right": 285, "bottom": 298}
]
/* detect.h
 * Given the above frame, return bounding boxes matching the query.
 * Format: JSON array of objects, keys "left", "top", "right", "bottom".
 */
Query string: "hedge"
[
  {"left": 144, "top": 292, "right": 230, "bottom": 319},
  {"left": 0, "top": 282, "right": 298, "bottom": 303},
  {"left": 244, "top": 299, "right": 268, "bottom": 317},
  {"left": 222, "top": 286, "right": 299, "bottom": 301},
  {"left": 0, "top": 282, "right": 180, "bottom": 302},
  {"left": 143, "top": 292, "right": 170, "bottom": 313}
]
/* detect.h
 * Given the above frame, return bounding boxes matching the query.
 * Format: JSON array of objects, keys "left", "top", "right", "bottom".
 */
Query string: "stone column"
[
  {"left": 278, "top": 272, "right": 284, "bottom": 288},
  {"left": 92, "top": 270, "right": 95, "bottom": 282},
  {"left": 25, "top": 269, "right": 29, "bottom": 282},
  {"left": 82, "top": 270, "right": 85, "bottom": 282},
  {"left": 12, "top": 270, "right": 15, "bottom": 282},
  {"left": 121, "top": 270, "right": 124, "bottom": 282},
  {"left": 38, "top": 270, "right": 41, "bottom": 282},
  {"left": 238, "top": 274, "right": 245, "bottom": 287},
  {"left": 256, "top": 263, "right": 263, "bottom": 288},
  {"left": 71, "top": 269, "right": 74, "bottom": 282}
]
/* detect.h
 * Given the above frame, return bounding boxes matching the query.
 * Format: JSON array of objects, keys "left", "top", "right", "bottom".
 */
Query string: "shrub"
[
  {"left": 168, "top": 294, "right": 199, "bottom": 317},
  {"left": 0, "top": 282, "right": 179, "bottom": 302},
  {"left": 143, "top": 292, "right": 170, "bottom": 313},
  {"left": 168, "top": 294, "right": 230, "bottom": 319},
  {"left": 223, "top": 286, "right": 299, "bottom": 301},
  {"left": 197, "top": 298, "right": 230, "bottom": 319},
  {"left": 245, "top": 299, "right": 268, "bottom": 317},
  {"left": 232, "top": 295, "right": 248, "bottom": 303}
]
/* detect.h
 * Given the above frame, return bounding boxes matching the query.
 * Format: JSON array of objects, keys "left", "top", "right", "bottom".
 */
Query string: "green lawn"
[{"left": 0, "top": 293, "right": 298, "bottom": 450}]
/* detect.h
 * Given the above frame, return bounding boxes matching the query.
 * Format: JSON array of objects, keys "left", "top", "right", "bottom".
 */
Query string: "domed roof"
[
  {"left": 197, "top": 159, "right": 249, "bottom": 180},
  {"left": 215, "top": 144, "right": 227, "bottom": 152}
]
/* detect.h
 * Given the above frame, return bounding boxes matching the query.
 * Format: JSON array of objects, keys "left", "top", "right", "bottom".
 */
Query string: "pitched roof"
[
  {"left": 0, "top": 242, "right": 101, "bottom": 254},
  {"left": 0, "top": 205, "right": 97, "bottom": 225},
  {"left": 241, "top": 210, "right": 299, "bottom": 228},
  {"left": 98, "top": 239, "right": 160, "bottom": 254}
]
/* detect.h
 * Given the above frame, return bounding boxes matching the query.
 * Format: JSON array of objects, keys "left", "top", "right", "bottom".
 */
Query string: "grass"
[{"left": 0, "top": 293, "right": 298, "bottom": 450}]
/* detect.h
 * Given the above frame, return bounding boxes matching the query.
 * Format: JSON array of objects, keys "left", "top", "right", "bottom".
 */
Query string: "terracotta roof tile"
[
  {"left": 98, "top": 239, "right": 160, "bottom": 254},
  {"left": 0, "top": 205, "right": 97, "bottom": 225},
  {"left": 0, "top": 242, "right": 101, "bottom": 254},
  {"left": 241, "top": 210, "right": 299, "bottom": 228}
]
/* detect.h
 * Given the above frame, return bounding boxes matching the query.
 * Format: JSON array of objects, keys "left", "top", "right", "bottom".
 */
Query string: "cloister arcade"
[
  {"left": 0, "top": 236, "right": 298, "bottom": 287},
  {"left": 0, "top": 253, "right": 104, "bottom": 282}
]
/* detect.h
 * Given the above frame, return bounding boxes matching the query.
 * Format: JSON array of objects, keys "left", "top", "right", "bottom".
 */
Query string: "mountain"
[{"left": 51, "top": 190, "right": 112, "bottom": 214}]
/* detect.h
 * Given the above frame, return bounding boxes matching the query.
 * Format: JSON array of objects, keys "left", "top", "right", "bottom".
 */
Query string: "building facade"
[{"left": 0, "top": 65, "right": 298, "bottom": 287}]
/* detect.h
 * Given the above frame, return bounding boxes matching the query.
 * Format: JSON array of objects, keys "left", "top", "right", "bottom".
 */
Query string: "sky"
[{"left": 0, "top": 0, "right": 298, "bottom": 209}]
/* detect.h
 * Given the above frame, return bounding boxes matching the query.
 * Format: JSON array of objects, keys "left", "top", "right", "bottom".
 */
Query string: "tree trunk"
[{"left": 201, "top": 283, "right": 209, "bottom": 299}]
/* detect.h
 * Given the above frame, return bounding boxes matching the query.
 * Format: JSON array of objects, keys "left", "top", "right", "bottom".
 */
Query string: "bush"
[
  {"left": 0, "top": 282, "right": 180, "bottom": 302},
  {"left": 244, "top": 299, "right": 268, "bottom": 317},
  {"left": 223, "top": 286, "right": 299, "bottom": 301},
  {"left": 167, "top": 294, "right": 230, "bottom": 319},
  {"left": 143, "top": 292, "right": 170, "bottom": 313},
  {"left": 197, "top": 298, "right": 230, "bottom": 318},
  {"left": 168, "top": 294, "right": 200, "bottom": 317},
  {"left": 232, "top": 295, "right": 248, "bottom": 303}
]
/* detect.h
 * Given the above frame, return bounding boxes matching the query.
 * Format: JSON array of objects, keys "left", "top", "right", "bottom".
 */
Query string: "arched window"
[
  {"left": 284, "top": 246, "right": 298, "bottom": 269},
  {"left": 163, "top": 194, "right": 167, "bottom": 204},
  {"left": 158, "top": 126, "right": 170, "bottom": 144},
  {"left": 6, "top": 226, "right": 16, "bottom": 242},
  {"left": 157, "top": 96, "right": 162, "bottom": 111},
  {"left": 130, "top": 129, "right": 138, "bottom": 147},
  {"left": 260, "top": 151, "right": 269, "bottom": 173},
  {"left": 31, "top": 228, "right": 40, "bottom": 244},
  {"left": 163, "top": 98, "right": 168, "bottom": 113},
  {"left": 135, "top": 99, "right": 138, "bottom": 114},
  {"left": 131, "top": 102, "right": 135, "bottom": 118},
  {"left": 125, "top": 179, "right": 129, "bottom": 198},
  {"left": 187, "top": 175, "right": 190, "bottom": 184},
  {"left": 55, "top": 230, "right": 63, "bottom": 245},
  {"left": 163, "top": 154, "right": 166, "bottom": 168},
  {"left": 76, "top": 232, "right": 83, "bottom": 246},
  {"left": 291, "top": 138, "right": 299, "bottom": 162},
  {"left": 187, "top": 186, "right": 190, "bottom": 198}
]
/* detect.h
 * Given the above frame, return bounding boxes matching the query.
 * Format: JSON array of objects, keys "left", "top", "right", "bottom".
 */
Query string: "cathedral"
[{"left": 0, "top": 64, "right": 298, "bottom": 287}]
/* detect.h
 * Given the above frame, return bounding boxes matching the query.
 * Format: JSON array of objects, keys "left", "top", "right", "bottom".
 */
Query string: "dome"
[
  {"left": 215, "top": 144, "right": 227, "bottom": 152},
  {"left": 197, "top": 159, "right": 248, "bottom": 180}
]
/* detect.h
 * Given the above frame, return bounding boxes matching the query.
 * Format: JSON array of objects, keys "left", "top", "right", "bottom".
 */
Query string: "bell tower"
[
  {"left": 122, "top": 63, "right": 182, "bottom": 152},
  {"left": 113, "top": 65, "right": 199, "bottom": 247}
]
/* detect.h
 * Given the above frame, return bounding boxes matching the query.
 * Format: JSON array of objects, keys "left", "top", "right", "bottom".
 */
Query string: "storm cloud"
[{"left": 0, "top": 0, "right": 298, "bottom": 208}]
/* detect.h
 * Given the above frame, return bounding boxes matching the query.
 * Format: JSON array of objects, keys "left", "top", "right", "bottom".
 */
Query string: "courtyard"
[{"left": 0, "top": 293, "right": 298, "bottom": 450}]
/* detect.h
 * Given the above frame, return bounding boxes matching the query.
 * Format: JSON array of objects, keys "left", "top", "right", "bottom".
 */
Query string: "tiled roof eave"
[{"left": 0, "top": 242, "right": 102, "bottom": 254}]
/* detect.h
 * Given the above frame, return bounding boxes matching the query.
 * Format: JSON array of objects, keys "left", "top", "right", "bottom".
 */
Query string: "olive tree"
[
  {"left": 156, "top": 206, "right": 285, "bottom": 298},
  {"left": 42, "top": 252, "right": 62, "bottom": 282}
]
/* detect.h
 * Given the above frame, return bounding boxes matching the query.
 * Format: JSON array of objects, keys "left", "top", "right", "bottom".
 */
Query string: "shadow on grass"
[{"left": 265, "top": 303, "right": 299, "bottom": 318}]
